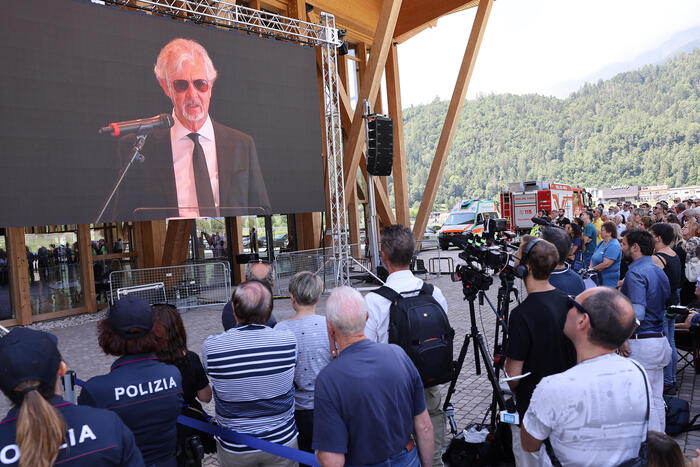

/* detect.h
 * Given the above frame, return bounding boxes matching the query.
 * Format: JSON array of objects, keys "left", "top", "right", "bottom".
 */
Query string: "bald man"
[
  {"left": 521, "top": 287, "right": 649, "bottom": 466},
  {"left": 222, "top": 262, "right": 276, "bottom": 331}
]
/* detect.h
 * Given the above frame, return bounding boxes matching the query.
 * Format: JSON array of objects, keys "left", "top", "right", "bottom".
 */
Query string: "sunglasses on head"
[
  {"left": 568, "top": 295, "right": 595, "bottom": 328},
  {"left": 172, "top": 79, "right": 210, "bottom": 93}
]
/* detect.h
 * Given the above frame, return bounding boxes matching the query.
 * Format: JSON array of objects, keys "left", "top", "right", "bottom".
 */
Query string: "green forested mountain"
[{"left": 398, "top": 48, "right": 700, "bottom": 211}]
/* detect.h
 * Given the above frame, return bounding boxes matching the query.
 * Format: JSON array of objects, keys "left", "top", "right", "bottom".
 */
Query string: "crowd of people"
[{"left": 2, "top": 207, "right": 700, "bottom": 466}]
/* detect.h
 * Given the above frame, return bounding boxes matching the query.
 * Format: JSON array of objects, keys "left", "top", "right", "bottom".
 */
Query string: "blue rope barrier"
[{"left": 73, "top": 376, "right": 319, "bottom": 466}]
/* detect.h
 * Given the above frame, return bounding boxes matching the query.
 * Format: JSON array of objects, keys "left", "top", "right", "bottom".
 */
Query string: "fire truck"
[{"left": 500, "top": 181, "right": 592, "bottom": 234}]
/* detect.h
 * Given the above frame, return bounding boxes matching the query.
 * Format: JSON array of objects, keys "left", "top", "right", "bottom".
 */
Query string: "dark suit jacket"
[
  {"left": 107, "top": 121, "right": 270, "bottom": 221},
  {"left": 483, "top": 219, "right": 495, "bottom": 238}
]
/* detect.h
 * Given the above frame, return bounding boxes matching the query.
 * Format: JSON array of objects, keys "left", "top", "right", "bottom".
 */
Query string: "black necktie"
[{"left": 187, "top": 133, "right": 216, "bottom": 217}]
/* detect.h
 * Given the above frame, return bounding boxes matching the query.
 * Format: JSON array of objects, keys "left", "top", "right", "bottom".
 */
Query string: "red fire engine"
[{"left": 500, "top": 181, "right": 592, "bottom": 233}]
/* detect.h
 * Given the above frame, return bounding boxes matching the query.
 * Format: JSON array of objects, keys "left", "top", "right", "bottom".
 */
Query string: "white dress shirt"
[
  {"left": 170, "top": 112, "right": 219, "bottom": 218},
  {"left": 364, "top": 269, "right": 449, "bottom": 343}
]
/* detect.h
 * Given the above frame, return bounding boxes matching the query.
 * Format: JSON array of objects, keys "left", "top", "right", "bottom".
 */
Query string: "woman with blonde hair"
[{"left": 0, "top": 328, "right": 143, "bottom": 466}]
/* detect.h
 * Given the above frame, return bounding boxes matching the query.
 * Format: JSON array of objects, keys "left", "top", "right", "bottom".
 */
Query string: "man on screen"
[{"left": 110, "top": 38, "right": 270, "bottom": 220}]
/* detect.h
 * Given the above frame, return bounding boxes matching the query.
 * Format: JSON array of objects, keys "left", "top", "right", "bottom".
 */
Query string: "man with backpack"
[{"left": 365, "top": 224, "right": 451, "bottom": 467}]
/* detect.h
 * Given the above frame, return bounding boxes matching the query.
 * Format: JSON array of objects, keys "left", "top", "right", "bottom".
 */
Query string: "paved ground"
[{"left": 2, "top": 247, "right": 698, "bottom": 464}]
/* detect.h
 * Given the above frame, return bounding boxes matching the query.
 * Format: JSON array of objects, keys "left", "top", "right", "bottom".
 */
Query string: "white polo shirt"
[{"left": 364, "top": 269, "right": 448, "bottom": 343}]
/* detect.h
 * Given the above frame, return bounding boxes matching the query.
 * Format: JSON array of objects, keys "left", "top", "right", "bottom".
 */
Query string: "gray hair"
[
  {"left": 154, "top": 38, "right": 218, "bottom": 84},
  {"left": 232, "top": 280, "right": 273, "bottom": 324},
  {"left": 380, "top": 224, "right": 415, "bottom": 267},
  {"left": 325, "top": 286, "right": 366, "bottom": 336},
  {"left": 289, "top": 271, "right": 323, "bottom": 306},
  {"left": 246, "top": 262, "right": 274, "bottom": 287}
]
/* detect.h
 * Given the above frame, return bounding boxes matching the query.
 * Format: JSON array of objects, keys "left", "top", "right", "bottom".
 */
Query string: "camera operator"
[
  {"left": 520, "top": 288, "right": 649, "bottom": 466},
  {"left": 540, "top": 226, "right": 585, "bottom": 296},
  {"left": 365, "top": 224, "right": 448, "bottom": 467},
  {"left": 504, "top": 236, "right": 576, "bottom": 467}
]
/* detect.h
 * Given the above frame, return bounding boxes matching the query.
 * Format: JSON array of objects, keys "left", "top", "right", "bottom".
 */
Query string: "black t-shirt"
[
  {"left": 506, "top": 288, "right": 576, "bottom": 419},
  {"left": 176, "top": 350, "right": 210, "bottom": 412}
]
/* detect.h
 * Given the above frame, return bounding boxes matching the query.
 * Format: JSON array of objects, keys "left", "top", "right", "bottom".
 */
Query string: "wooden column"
[
  {"left": 7, "top": 227, "right": 31, "bottom": 325},
  {"left": 343, "top": 0, "right": 403, "bottom": 203},
  {"left": 78, "top": 224, "right": 97, "bottom": 314},
  {"left": 229, "top": 217, "right": 245, "bottom": 285},
  {"left": 413, "top": 0, "right": 494, "bottom": 242},
  {"left": 161, "top": 219, "right": 193, "bottom": 267},
  {"left": 386, "top": 43, "right": 410, "bottom": 227},
  {"left": 134, "top": 220, "right": 166, "bottom": 269},
  {"left": 295, "top": 213, "right": 321, "bottom": 251}
]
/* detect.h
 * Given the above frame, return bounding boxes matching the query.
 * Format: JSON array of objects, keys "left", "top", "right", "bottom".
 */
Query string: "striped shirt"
[{"left": 202, "top": 324, "right": 297, "bottom": 452}]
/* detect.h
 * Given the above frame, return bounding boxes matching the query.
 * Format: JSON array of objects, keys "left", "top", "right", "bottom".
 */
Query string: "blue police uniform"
[
  {"left": 78, "top": 354, "right": 183, "bottom": 467},
  {"left": 0, "top": 396, "right": 144, "bottom": 466}
]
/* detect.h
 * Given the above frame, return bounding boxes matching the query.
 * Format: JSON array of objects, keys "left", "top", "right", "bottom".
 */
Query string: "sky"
[{"left": 396, "top": 0, "right": 700, "bottom": 107}]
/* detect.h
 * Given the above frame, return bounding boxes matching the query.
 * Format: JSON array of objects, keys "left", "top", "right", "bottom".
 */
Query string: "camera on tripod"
[{"left": 450, "top": 232, "right": 518, "bottom": 297}]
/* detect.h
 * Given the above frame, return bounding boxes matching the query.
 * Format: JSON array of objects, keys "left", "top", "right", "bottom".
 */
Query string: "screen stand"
[{"left": 95, "top": 134, "right": 148, "bottom": 224}]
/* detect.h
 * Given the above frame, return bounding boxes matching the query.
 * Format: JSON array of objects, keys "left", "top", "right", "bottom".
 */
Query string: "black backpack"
[
  {"left": 373, "top": 283, "right": 455, "bottom": 387},
  {"left": 664, "top": 396, "right": 700, "bottom": 436}
]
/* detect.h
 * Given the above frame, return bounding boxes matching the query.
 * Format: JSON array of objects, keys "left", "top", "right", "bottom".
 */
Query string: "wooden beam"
[
  {"left": 7, "top": 227, "right": 31, "bottom": 325},
  {"left": 394, "top": 0, "right": 477, "bottom": 42},
  {"left": 229, "top": 217, "right": 245, "bottom": 285},
  {"left": 78, "top": 224, "right": 97, "bottom": 314},
  {"left": 307, "top": 0, "right": 381, "bottom": 42},
  {"left": 161, "top": 219, "right": 193, "bottom": 267},
  {"left": 343, "top": 0, "right": 403, "bottom": 208},
  {"left": 395, "top": 19, "right": 437, "bottom": 44},
  {"left": 414, "top": 0, "right": 493, "bottom": 242},
  {"left": 386, "top": 43, "right": 410, "bottom": 226}
]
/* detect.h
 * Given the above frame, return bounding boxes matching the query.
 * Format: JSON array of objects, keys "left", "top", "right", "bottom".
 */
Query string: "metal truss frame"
[{"left": 99, "top": 0, "right": 351, "bottom": 284}]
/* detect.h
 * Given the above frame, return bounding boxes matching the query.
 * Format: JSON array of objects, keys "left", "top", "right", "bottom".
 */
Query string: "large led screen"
[{"left": 0, "top": 0, "right": 324, "bottom": 226}]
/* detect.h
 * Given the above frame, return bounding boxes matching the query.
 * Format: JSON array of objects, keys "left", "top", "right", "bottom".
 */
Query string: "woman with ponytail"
[{"left": 0, "top": 327, "right": 144, "bottom": 466}]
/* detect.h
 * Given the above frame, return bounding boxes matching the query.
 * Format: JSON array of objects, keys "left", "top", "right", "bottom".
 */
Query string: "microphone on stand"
[{"left": 99, "top": 114, "right": 174, "bottom": 136}]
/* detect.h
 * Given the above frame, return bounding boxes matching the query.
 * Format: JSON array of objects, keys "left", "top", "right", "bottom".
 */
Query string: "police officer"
[
  {"left": 0, "top": 327, "right": 144, "bottom": 466},
  {"left": 78, "top": 296, "right": 183, "bottom": 466}
]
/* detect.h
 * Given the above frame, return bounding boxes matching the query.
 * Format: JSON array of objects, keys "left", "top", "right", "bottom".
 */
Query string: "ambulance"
[{"left": 438, "top": 199, "right": 500, "bottom": 250}]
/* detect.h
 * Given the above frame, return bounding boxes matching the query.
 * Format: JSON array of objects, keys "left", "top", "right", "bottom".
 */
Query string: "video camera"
[
  {"left": 669, "top": 305, "right": 696, "bottom": 324},
  {"left": 450, "top": 232, "right": 519, "bottom": 297}
]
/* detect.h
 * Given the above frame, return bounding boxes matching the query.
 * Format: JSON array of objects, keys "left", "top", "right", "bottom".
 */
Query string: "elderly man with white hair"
[
  {"left": 109, "top": 37, "right": 270, "bottom": 220},
  {"left": 312, "top": 286, "right": 434, "bottom": 467}
]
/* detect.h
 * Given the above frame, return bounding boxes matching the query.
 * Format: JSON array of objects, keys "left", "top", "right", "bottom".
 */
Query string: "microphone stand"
[{"left": 95, "top": 134, "right": 148, "bottom": 224}]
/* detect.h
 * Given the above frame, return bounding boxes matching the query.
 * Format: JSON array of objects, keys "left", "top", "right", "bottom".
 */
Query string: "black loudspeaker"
[{"left": 367, "top": 116, "right": 394, "bottom": 176}]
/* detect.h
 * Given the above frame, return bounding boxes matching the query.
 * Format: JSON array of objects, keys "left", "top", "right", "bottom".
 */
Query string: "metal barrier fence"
[
  {"left": 415, "top": 239, "right": 452, "bottom": 276},
  {"left": 109, "top": 262, "right": 232, "bottom": 310},
  {"left": 274, "top": 248, "right": 338, "bottom": 297},
  {"left": 273, "top": 240, "right": 450, "bottom": 295}
]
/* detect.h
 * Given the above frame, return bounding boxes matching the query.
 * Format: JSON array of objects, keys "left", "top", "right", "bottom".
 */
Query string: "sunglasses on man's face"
[
  {"left": 568, "top": 295, "right": 595, "bottom": 328},
  {"left": 172, "top": 79, "right": 210, "bottom": 93}
]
